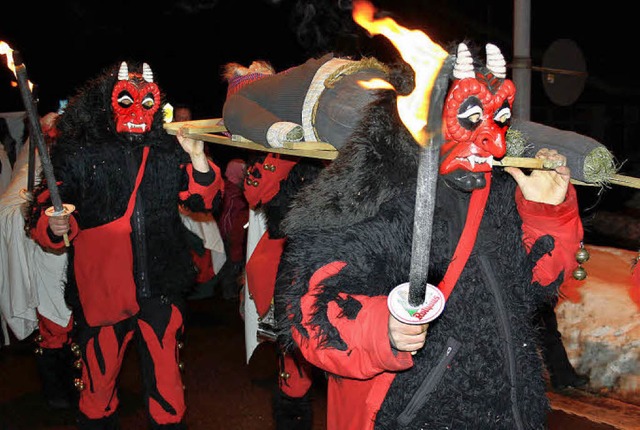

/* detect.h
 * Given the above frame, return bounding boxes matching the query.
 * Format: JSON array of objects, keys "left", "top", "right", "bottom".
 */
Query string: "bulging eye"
[
  {"left": 142, "top": 94, "right": 156, "bottom": 110},
  {"left": 117, "top": 92, "right": 134, "bottom": 107},
  {"left": 458, "top": 104, "right": 483, "bottom": 124},
  {"left": 493, "top": 106, "right": 511, "bottom": 126}
]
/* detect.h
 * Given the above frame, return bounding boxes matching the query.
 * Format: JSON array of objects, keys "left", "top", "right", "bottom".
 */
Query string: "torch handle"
[
  {"left": 407, "top": 57, "right": 452, "bottom": 307},
  {"left": 14, "top": 54, "right": 70, "bottom": 247},
  {"left": 14, "top": 62, "right": 64, "bottom": 212},
  {"left": 27, "top": 127, "right": 36, "bottom": 193},
  {"left": 408, "top": 142, "right": 440, "bottom": 306}
]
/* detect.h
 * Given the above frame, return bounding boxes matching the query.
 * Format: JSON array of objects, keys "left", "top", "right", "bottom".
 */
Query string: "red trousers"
[{"left": 76, "top": 297, "right": 186, "bottom": 427}]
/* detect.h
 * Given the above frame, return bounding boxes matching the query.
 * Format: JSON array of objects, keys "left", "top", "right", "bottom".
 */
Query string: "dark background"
[
  {"left": 1, "top": 1, "right": 635, "bottom": 117},
  {"left": 2, "top": 0, "right": 640, "bottom": 244}
]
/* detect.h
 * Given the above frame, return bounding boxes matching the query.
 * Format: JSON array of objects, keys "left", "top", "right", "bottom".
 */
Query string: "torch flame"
[
  {"left": 359, "top": 78, "right": 394, "bottom": 90},
  {"left": 352, "top": 0, "right": 447, "bottom": 146},
  {"left": 0, "top": 41, "right": 34, "bottom": 91}
]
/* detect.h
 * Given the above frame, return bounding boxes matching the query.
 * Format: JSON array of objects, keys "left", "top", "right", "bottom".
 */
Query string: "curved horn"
[
  {"left": 453, "top": 43, "right": 474, "bottom": 80},
  {"left": 485, "top": 43, "right": 506, "bottom": 78},
  {"left": 118, "top": 62, "right": 129, "bottom": 80},
  {"left": 142, "top": 63, "right": 154, "bottom": 83}
]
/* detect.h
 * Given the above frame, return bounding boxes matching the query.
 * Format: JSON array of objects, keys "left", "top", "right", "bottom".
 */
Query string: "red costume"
[
  {"left": 27, "top": 61, "right": 223, "bottom": 430},
  {"left": 243, "top": 152, "right": 324, "bottom": 430},
  {"left": 222, "top": 61, "right": 322, "bottom": 429}
]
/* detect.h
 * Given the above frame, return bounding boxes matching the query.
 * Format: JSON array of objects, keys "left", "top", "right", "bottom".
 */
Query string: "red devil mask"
[
  {"left": 111, "top": 62, "right": 161, "bottom": 135},
  {"left": 440, "top": 43, "right": 516, "bottom": 176}
]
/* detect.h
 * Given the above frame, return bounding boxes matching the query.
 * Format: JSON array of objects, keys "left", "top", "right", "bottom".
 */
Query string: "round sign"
[{"left": 541, "top": 39, "right": 587, "bottom": 106}]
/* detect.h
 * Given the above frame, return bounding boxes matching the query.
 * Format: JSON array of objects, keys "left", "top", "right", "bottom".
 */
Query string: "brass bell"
[
  {"left": 74, "top": 378, "right": 85, "bottom": 391},
  {"left": 35, "top": 334, "right": 43, "bottom": 343},
  {"left": 34, "top": 347, "right": 43, "bottom": 355},
  {"left": 178, "top": 362, "right": 185, "bottom": 371},
  {"left": 177, "top": 341, "right": 184, "bottom": 350},
  {"left": 74, "top": 359, "right": 83, "bottom": 370},
  {"left": 279, "top": 371, "right": 290, "bottom": 380},
  {"left": 575, "top": 247, "right": 590, "bottom": 264},
  {"left": 573, "top": 266, "right": 587, "bottom": 281}
]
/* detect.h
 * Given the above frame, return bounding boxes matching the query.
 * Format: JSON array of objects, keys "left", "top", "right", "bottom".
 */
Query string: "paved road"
[{"left": 1, "top": 295, "right": 637, "bottom": 429}]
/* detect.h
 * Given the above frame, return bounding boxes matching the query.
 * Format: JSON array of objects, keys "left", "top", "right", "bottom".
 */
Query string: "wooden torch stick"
[
  {"left": 493, "top": 157, "right": 546, "bottom": 169},
  {"left": 495, "top": 157, "right": 640, "bottom": 190},
  {"left": 14, "top": 51, "right": 70, "bottom": 246}
]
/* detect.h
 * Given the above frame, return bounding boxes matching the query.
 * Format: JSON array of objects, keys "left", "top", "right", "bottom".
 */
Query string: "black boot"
[
  {"left": 219, "top": 261, "right": 244, "bottom": 301},
  {"left": 77, "top": 412, "right": 119, "bottom": 430},
  {"left": 272, "top": 390, "right": 312, "bottom": 430},
  {"left": 35, "top": 344, "right": 78, "bottom": 409},
  {"left": 537, "top": 302, "right": 589, "bottom": 391},
  {"left": 149, "top": 419, "right": 187, "bottom": 430},
  {"left": 547, "top": 345, "right": 589, "bottom": 391}
]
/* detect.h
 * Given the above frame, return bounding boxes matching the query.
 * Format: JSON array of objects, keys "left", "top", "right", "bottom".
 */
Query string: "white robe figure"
[
  {"left": 243, "top": 209, "right": 268, "bottom": 362},
  {"left": 179, "top": 210, "right": 227, "bottom": 278},
  {"left": 0, "top": 142, "right": 70, "bottom": 345}
]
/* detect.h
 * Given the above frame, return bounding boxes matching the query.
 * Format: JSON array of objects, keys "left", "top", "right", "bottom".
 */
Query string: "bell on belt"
[{"left": 572, "top": 242, "right": 589, "bottom": 280}]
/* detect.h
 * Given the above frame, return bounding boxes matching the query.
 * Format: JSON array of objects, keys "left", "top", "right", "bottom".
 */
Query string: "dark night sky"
[{"left": 1, "top": 0, "right": 636, "bottom": 119}]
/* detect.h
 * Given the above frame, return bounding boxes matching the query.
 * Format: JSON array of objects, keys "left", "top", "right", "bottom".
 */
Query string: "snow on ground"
[{"left": 557, "top": 245, "right": 640, "bottom": 406}]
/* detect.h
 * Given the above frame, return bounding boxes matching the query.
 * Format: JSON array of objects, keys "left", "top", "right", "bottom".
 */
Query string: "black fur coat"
[
  {"left": 26, "top": 62, "right": 220, "bottom": 315},
  {"left": 274, "top": 81, "right": 564, "bottom": 429}
]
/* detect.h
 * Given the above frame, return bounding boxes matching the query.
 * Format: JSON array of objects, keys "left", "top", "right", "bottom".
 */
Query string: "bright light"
[
  {"left": 352, "top": 0, "right": 448, "bottom": 146},
  {"left": 0, "top": 41, "right": 34, "bottom": 91}
]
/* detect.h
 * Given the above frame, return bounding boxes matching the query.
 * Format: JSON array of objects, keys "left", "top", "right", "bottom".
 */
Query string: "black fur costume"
[
  {"left": 26, "top": 62, "right": 220, "bottom": 310},
  {"left": 274, "top": 62, "right": 564, "bottom": 429},
  {"left": 254, "top": 156, "right": 326, "bottom": 240},
  {"left": 25, "top": 61, "right": 221, "bottom": 429}
]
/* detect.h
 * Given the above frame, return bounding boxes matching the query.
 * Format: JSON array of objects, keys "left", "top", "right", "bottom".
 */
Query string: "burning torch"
[
  {"left": 352, "top": 0, "right": 450, "bottom": 324},
  {"left": 0, "top": 43, "right": 72, "bottom": 246}
]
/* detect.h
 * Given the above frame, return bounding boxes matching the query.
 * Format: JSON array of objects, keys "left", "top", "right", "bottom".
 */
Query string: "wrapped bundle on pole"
[{"left": 506, "top": 119, "right": 617, "bottom": 186}]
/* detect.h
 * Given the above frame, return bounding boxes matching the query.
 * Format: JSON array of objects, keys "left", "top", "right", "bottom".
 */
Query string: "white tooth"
[
  {"left": 488, "top": 156, "right": 494, "bottom": 167},
  {"left": 469, "top": 157, "right": 475, "bottom": 168}
]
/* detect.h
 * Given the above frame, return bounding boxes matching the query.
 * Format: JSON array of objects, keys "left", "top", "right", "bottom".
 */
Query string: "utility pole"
[{"left": 512, "top": 0, "right": 531, "bottom": 120}]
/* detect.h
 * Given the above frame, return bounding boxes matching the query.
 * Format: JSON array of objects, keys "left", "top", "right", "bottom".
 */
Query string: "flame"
[
  {"left": 359, "top": 78, "right": 394, "bottom": 90},
  {"left": 0, "top": 41, "right": 34, "bottom": 91},
  {"left": 352, "top": 0, "right": 447, "bottom": 146},
  {"left": 0, "top": 41, "right": 16, "bottom": 73}
]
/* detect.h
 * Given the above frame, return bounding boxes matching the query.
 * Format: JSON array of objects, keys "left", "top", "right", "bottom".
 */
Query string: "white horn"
[
  {"left": 453, "top": 43, "right": 474, "bottom": 80},
  {"left": 142, "top": 63, "right": 154, "bottom": 83},
  {"left": 485, "top": 43, "right": 506, "bottom": 78},
  {"left": 118, "top": 62, "right": 129, "bottom": 80}
]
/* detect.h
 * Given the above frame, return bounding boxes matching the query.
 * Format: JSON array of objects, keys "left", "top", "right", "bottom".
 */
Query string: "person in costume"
[
  {"left": 0, "top": 112, "right": 76, "bottom": 409},
  {"left": 216, "top": 158, "right": 249, "bottom": 301},
  {"left": 222, "top": 60, "right": 325, "bottom": 430},
  {"left": 25, "top": 61, "right": 223, "bottom": 430},
  {"left": 274, "top": 41, "right": 584, "bottom": 430},
  {"left": 243, "top": 152, "right": 325, "bottom": 430}
]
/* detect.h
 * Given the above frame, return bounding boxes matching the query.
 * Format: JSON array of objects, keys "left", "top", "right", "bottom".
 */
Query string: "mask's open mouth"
[
  {"left": 124, "top": 122, "right": 147, "bottom": 133},
  {"left": 450, "top": 154, "right": 494, "bottom": 172}
]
